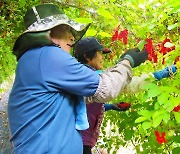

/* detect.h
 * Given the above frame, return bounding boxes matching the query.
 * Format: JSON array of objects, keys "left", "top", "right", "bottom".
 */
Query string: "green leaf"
[
  {"left": 97, "top": 8, "right": 113, "bottom": 19},
  {"left": 157, "top": 92, "right": 169, "bottom": 105},
  {"left": 154, "top": 102, "right": 160, "bottom": 110},
  {"left": 85, "top": 29, "right": 97, "bottom": 36},
  {"left": 153, "top": 115, "right": 163, "bottom": 128},
  {"left": 148, "top": 88, "right": 162, "bottom": 98},
  {"left": 142, "top": 83, "right": 162, "bottom": 97},
  {"left": 163, "top": 112, "right": 170, "bottom": 123},
  {"left": 172, "top": 136, "right": 180, "bottom": 143},
  {"left": 135, "top": 117, "right": 147, "bottom": 123},
  {"left": 138, "top": 110, "right": 153, "bottom": 119},
  {"left": 142, "top": 83, "right": 158, "bottom": 90},
  {"left": 137, "top": 40, "right": 146, "bottom": 51},
  {"left": 142, "top": 122, "right": 152, "bottom": 130},
  {"left": 168, "top": 5, "right": 180, "bottom": 14},
  {"left": 124, "top": 129, "right": 134, "bottom": 141},
  {"left": 172, "top": 147, "right": 180, "bottom": 154},
  {"left": 174, "top": 112, "right": 180, "bottom": 123},
  {"left": 167, "top": 23, "right": 179, "bottom": 30},
  {"left": 98, "top": 31, "right": 111, "bottom": 37},
  {"left": 74, "top": 18, "right": 93, "bottom": 24}
]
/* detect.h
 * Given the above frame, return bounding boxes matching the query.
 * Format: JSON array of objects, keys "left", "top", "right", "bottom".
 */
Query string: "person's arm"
[
  {"left": 122, "top": 65, "right": 177, "bottom": 94},
  {"left": 85, "top": 48, "right": 148, "bottom": 103},
  {"left": 153, "top": 65, "right": 177, "bottom": 80},
  {"left": 85, "top": 60, "right": 132, "bottom": 103}
]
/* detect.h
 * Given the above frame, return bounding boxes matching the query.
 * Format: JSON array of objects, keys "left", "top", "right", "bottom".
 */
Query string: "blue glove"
[{"left": 153, "top": 65, "right": 177, "bottom": 80}]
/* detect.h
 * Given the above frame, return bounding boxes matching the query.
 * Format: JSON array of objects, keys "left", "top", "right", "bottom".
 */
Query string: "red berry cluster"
[
  {"left": 144, "top": 38, "right": 175, "bottom": 64},
  {"left": 173, "top": 105, "right": 180, "bottom": 112},
  {"left": 159, "top": 38, "right": 176, "bottom": 55},
  {"left": 154, "top": 131, "right": 167, "bottom": 144},
  {"left": 111, "top": 26, "right": 128, "bottom": 45},
  {"left": 117, "top": 102, "right": 131, "bottom": 110},
  {"left": 144, "top": 38, "right": 157, "bottom": 63}
]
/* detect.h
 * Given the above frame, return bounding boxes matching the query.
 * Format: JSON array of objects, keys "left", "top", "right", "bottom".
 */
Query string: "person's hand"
[
  {"left": 153, "top": 65, "right": 177, "bottom": 80},
  {"left": 105, "top": 102, "right": 131, "bottom": 111},
  {"left": 119, "top": 48, "right": 148, "bottom": 68}
]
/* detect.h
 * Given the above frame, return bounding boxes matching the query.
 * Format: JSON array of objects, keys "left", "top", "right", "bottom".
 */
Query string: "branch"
[{"left": 43, "top": 0, "right": 97, "bottom": 14}]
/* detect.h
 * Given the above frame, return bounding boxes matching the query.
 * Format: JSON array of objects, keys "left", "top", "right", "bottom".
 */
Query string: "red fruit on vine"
[
  {"left": 111, "top": 26, "right": 128, "bottom": 45},
  {"left": 111, "top": 25, "right": 120, "bottom": 41},
  {"left": 117, "top": 102, "right": 131, "bottom": 110},
  {"left": 159, "top": 38, "right": 175, "bottom": 55},
  {"left": 154, "top": 131, "right": 167, "bottom": 144},
  {"left": 112, "top": 30, "right": 119, "bottom": 41},
  {"left": 144, "top": 38, "right": 158, "bottom": 63},
  {"left": 118, "top": 29, "right": 128, "bottom": 45},
  {"left": 173, "top": 105, "right": 180, "bottom": 112}
]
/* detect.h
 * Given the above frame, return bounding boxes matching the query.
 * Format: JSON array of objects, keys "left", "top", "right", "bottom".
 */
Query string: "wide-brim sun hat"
[
  {"left": 13, "top": 3, "right": 90, "bottom": 59},
  {"left": 74, "top": 37, "right": 111, "bottom": 58}
]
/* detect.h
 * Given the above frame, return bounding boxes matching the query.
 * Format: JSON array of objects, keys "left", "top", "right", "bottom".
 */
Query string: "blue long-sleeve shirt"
[{"left": 8, "top": 46, "right": 99, "bottom": 154}]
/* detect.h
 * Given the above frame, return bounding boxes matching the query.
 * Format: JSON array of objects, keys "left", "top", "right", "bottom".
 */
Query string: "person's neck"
[{"left": 84, "top": 64, "right": 96, "bottom": 71}]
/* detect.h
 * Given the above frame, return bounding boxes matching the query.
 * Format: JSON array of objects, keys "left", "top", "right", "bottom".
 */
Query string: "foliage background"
[{"left": 0, "top": 0, "right": 180, "bottom": 153}]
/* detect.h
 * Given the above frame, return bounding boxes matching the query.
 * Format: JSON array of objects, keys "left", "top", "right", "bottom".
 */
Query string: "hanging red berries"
[
  {"left": 159, "top": 38, "right": 175, "bottom": 55},
  {"left": 118, "top": 29, "right": 128, "bottom": 45},
  {"left": 154, "top": 131, "right": 167, "bottom": 144},
  {"left": 111, "top": 25, "right": 120, "bottom": 41},
  {"left": 144, "top": 38, "right": 158, "bottom": 63},
  {"left": 117, "top": 102, "right": 131, "bottom": 110},
  {"left": 173, "top": 105, "right": 180, "bottom": 112},
  {"left": 111, "top": 26, "right": 128, "bottom": 45}
]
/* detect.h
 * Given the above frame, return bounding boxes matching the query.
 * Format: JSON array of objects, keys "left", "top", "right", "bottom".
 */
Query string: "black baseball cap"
[{"left": 74, "top": 37, "right": 111, "bottom": 58}]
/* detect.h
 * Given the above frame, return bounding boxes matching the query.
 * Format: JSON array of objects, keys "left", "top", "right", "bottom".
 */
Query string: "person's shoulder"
[
  {"left": 40, "top": 45, "right": 75, "bottom": 64},
  {"left": 42, "top": 45, "right": 65, "bottom": 52},
  {"left": 41, "top": 45, "right": 70, "bottom": 57}
]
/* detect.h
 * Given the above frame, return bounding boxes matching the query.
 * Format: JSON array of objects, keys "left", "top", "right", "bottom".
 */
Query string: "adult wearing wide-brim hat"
[
  {"left": 8, "top": 3, "right": 148, "bottom": 154},
  {"left": 13, "top": 3, "right": 90, "bottom": 60}
]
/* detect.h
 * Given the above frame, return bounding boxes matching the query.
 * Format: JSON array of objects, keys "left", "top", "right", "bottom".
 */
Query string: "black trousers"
[{"left": 83, "top": 145, "right": 92, "bottom": 154}]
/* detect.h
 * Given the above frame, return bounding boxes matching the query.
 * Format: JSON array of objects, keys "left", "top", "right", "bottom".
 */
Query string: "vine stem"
[{"left": 43, "top": 0, "right": 96, "bottom": 14}]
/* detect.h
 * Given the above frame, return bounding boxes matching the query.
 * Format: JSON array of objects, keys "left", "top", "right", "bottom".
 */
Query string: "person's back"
[{"left": 8, "top": 46, "right": 83, "bottom": 153}]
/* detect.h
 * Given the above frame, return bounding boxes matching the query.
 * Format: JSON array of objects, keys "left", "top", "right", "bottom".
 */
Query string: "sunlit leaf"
[
  {"left": 164, "top": 42, "right": 175, "bottom": 48},
  {"left": 142, "top": 122, "right": 152, "bottom": 130},
  {"left": 138, "top": 110, "right": 153, "bottom": 119},
  {"left": 157, "top": 93, "right": 169, "bottom": 106},
  {"left": 97, "top": 8, "right": 113, "bottom": 19},
  {"left": 153, "top": 115, "right": 163, "bottom": 127},
  {"left": 167, "top": 23, "right": 179, "bottom": 30},
  {"left": 142, "top": 83, "right": 162, "bottom": 97},
  {"left": 168, "top": 5, "right": 180, "bottom": 14},
  {"left": 98, "top": 31, "right": 112, "bottom": 37},
  {"left": 163, "top": 112, "right": 170, "bottom": 123},
  {"left": 74, "top": 18, "right": 93, "bottom": 24},
  {"left": 137, "top": 40, "right": 146, "bottom": 51},
  {"left": 135, "top": 117, "right": 148, "bottom": 123},
  {"left": 85, "top": 29, "right": 97, "bottom": 36},
  {"left": 174, "top": 112, "right": 180, "bottom": 123}
]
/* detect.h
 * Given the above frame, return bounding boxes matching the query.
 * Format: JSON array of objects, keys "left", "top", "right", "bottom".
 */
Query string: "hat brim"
[
  {"left": 23, "top": 14, "right": 90, "bottom": 43},
  {"left": 98, "top": 47, "right": 111, "bottom": 54}
]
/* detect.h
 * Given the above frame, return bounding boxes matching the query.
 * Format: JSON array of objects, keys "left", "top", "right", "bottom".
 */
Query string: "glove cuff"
[{"left": 123, "top": 55, "right": 134, "bottom": 67}]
